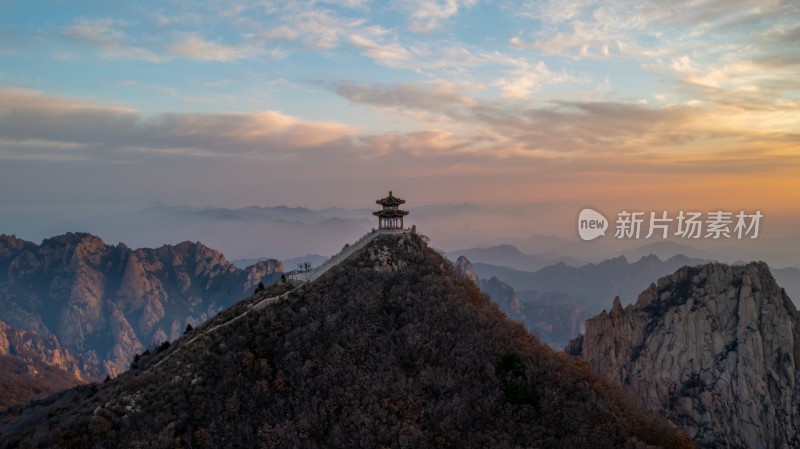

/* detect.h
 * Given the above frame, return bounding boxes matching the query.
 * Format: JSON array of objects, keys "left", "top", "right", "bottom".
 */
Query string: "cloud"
[
  {"left": 119, "top": 80, "right": 215, "bottom": 106},
  {"left": 331, "top": 81, "right": 479, "bottom": 121},
  {"left": 403, "top": 0, "right": 474, "bottom": 33},
  {"left": 326, "top": 79, "right": 800, "bottom": 170},
  {"left": 251, "top": 7, "right": 384, "bottom": 53},
  {"left": 504, "top": 0, "right": 800, "bottom": 132},
  {"left": 170, "top": 35, "right": 282, "bottom": 61},
  {"left": 1, "top": 86, "right": 798, "bottom": 227},
  {"left": 261, "top": 25, "right": 299, "bottom": 41},
  {"left": 493, "top": 61, "right": 581, "bottom": 100},
  {"left": 331, "top": 80, "right": 695, "bottom": 152},
  {"left": 1, "top": 73, "right": 798, "bottom": 182},
  {"left": 508, "top": 0, "right": 794, "bottom": 62},
  {"left": 64, "top": 18, "right": 162, "bottom": 62},
  {"left": 0, "top": 88, "right": 356, "bottom": 161},
  {"left": 320, "top": 0, "right": 371, "bottom": 8},
  {"left": 285, "top": 9, "right": 368, "bottom": 49},
  {"left": 359, "top": 130, "right": 471, "bottom": 157},
  {"left": 347, "top": 32, "right": 560, "bottom": 86},
  {"left": 348, "top": 34, "right": 416, "bottom": 69}
]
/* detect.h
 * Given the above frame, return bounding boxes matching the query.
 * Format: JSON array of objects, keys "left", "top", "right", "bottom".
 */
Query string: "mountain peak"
[
  {"left": 637, "top": 253, "right": 662, "bottom": 263},
  {"left": 610, "top": 296, "right": 623, "bottom": 315},
  {"left": 0, "top": 232, "right": 691, "bottom": 448},
  {"left": 572, "top": 260, "right": 800, "bottom": 448},
  {"left": 41, "top": 231, "right": 105, "bottom": 248}
]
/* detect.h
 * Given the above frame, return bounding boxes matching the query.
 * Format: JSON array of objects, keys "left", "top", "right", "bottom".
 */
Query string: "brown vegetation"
[{"left": 0, "top": 234, "right": 693, "bottom": 449}]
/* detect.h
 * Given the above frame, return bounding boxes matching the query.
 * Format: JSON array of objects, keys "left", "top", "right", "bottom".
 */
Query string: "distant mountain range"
[
  {"left": 8, "top": 202, "right": 797, "bottom": 268},
  {"left": 0, "top": 232, "right": 282, "bottom": 407},
  {"left": 449, "top": 243, "right": 799, "bottom": 349},
  {"left": 448, "top": 244, "right": 582, "bottom": 272},
  {"left": 771, "top": 266, "right": 800, "bottom": 306},
  {"left": 448, "top": 243, "right": 799, "bottom": 311},
  {"left": 455, "top": 256, "right": 586, "bottom": 349},
  {"left": 473, "top": 254, "right": 709, "bottom": 312}
]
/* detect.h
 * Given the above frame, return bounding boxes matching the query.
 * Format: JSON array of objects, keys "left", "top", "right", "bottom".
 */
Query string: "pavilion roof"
[
  {"left": 372, "top": 209, "right": 409, "bottom": 218},
  {"left": 376, "top": 191, "right": 406, "bottom": 206}
]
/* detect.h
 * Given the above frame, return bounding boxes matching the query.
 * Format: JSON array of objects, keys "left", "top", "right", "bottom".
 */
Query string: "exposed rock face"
[
  {"left": 0, "top": 320, "right": 83, "bottom": 408},
  {"left": 454, "top": 255, "right": 479, "bottom": 285},
  {"left": 481, "top": 276, "right": 523, "bottom": 318},
  {"left": 243, "top": 259, "right": 283, "bottom": 294},
  {"left": 569, "top": 261, "right": 800, "bottom": 449},
  {"left": 0, "top": 320, "right": 85, "bottom": 381},
  {"left": 0, "top": 233, "right": 284, "bottom": 383},
  {"left": 367, "top": 239, "right": 409, "bottom": 272}
]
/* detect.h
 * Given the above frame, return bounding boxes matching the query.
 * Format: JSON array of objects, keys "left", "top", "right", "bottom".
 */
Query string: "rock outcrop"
[
  {"left": 454, "top": 255, "right": 479, "bottom": 285},
  {"left": 0, "top": 233, "right": 284, "bottom": 383},
  {"left": 0, "top": 321, "right": 85, "bottom": 380},
  {"left": 0, "top": 320, "right": 83, "bottom": 408},
  {"left": 568, "top": 261, "right": 800, "bottom": 449},
  {"left": 482, "top": 277, "right": 522, "bottom": 312}
]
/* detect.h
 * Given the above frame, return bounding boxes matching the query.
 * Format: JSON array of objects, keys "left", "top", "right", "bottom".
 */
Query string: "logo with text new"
[{"left": 578, "top": 208, "right": 608, "bottom": 241}]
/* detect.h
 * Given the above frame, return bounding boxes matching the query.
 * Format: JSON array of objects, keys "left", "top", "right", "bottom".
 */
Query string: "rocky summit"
[
  {"left": 568, "top": 261, "right": 800, "bottom": 449},
  {"left": 0, "top": 232, "right": 283, "bottom": 391},
  {"left": 454, "top": 255, "right": 480, "bottom": 284},
  {"left": 0, "top": 233, "right": 692, "bottom": 449}
]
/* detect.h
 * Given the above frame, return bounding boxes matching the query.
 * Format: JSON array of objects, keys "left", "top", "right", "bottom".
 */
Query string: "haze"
[{"left": 1, "top": 0, "right": 798, "bottom": 262}]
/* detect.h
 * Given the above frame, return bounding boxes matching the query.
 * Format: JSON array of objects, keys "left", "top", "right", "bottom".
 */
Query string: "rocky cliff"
[
  {"left": 0, "top": 320, "right": 83, "bottom": 409},
  {"left": 568, "top": 261, "right": 800, "bottom": 448},
  {"left": 454, "top": 255, "right": 479, "bottom": 284},
  {"left": 0, "top": 233, "right": 283, "bottom": 382},
  {"left": 0, "top": 320, "right": 85, "bottom": 381}
]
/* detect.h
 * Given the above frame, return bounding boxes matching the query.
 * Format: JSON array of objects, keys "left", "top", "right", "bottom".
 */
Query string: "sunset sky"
[{"left": 1, "top": 0, "right": 799, "bottom": 243}]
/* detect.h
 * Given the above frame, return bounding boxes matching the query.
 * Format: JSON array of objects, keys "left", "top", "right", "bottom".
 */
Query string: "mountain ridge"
[
  {"left": 0, "top": 232, "right": 283, "bottom": 385},
  {"left": 0, "top": 232, "right": 692, "bottom": 449},
  {"left": 472, "top": 253, "right": 710, "bottom": 313}
]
